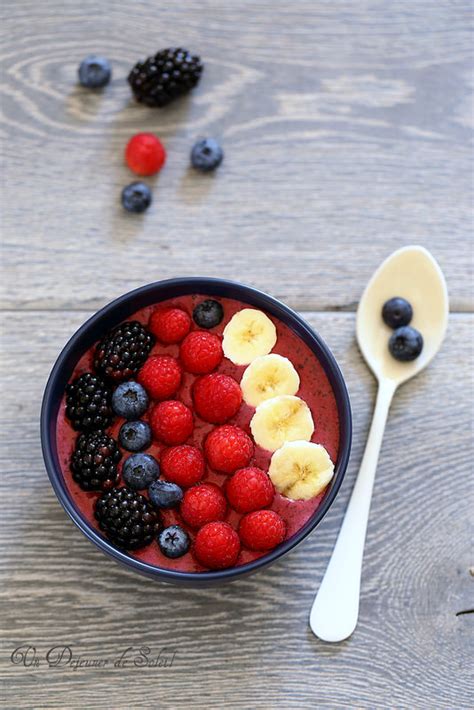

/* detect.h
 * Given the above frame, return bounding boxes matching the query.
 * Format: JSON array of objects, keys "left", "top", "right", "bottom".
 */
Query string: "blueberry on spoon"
[
  {"left": 388, "top": 326, "right": 423, "bottom": 362},
  {"left": 382, "top": 297, "right": 413, "bottom": 328}
]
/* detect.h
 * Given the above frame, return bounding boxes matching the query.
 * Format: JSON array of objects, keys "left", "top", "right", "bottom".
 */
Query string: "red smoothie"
[{"left": 56, "top": 294, "right": 340, "bottom": 572}]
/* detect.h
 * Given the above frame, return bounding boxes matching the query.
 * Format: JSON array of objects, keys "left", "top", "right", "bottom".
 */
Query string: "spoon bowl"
[{"left": 357, "top": 245, "right": 449, "bottom": 385}]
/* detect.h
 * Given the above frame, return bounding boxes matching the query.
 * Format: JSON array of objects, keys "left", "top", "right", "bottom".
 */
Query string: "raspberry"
[
  {"left": 138, "top": 355, "right": 182, "bottom": 400},
  {"left": 125, "top": 133, "right": 166, "bottom": 176},
  {"left": 204, "top": 425, "right": 254, "bottom": 474},
  {"left": 180, "top": 483, "right": 227, "bottom": 529},
  {"left": 238, "top": 510, "right": 286, "bottom": 551},
  {"left": 180, "top": 331, "right": 223, "bottom": 374},
  {"left": 226, "top": 467, "right": 274, "bottom": 513},
  {"left": 149, "top": 307, "right": 191, "bottom": 344},
  {"left": 150, "top": 400, "right": 193, "bottom": 445},
  {"left": 193, "top": 374, "right": 242, "bottom": 424},
  {"left": 193, "top": 522, "right": 240, "bottom": 570},
  {"left": 161, "top": 445, "right": 205, "bottom": 487}
]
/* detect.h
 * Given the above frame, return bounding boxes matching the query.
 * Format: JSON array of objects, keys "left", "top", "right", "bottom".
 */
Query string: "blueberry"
[
  {"left": 382, "top": 297, "right": 413, "bottom": 329},
  {"left": 148, "top": 480, "right": 183, "bottom": 509},
  {"left": 121, "top": 182, "right": 152, "bottom": 213},
  {"left": 78, "top": 55, "right": 111, "bottom": 89},
  {"left": 157, "top": 525, "right": 190, "bottom": 558},
  {"left": 191, "top": 138, "right": 224, "bottom": 172},
  {"left": 122, "top": 453, "right": 160, "bottom": 490},
  {"left": 112, "top": 381, "right": 148, "bottom": 419},
  {"left": 388, "top": 326, "right": 423, "bottom": 362},
  {"left": 119, "top": 420, "right": 151, "bottom": 452},
  {"left": 193, "top": 299, "right": 224, "bottom": 329}
]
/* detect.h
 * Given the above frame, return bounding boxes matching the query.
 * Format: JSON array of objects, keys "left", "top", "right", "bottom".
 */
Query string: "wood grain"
[
  {"left": 0, "top": 311, "right": 472, "bottom": 709},
  {"left": 1, "top": 1, "right": 472, "bottom": 311}
]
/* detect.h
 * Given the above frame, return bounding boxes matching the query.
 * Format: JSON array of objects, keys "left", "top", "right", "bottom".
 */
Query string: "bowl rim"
[{"left": 41, "top": 277, "right": 352, "bottom": 583}]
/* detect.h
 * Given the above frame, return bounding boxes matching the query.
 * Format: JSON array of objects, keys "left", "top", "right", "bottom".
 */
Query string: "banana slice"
[
  {"left": 250, "top": 395, "right": 314, "bottom": 452},
  {"left": 241, "top": 354, "right": 300, "bottom": 407},
  {"left": 269, "top": 440, "right": 334, "bottom": 500},
  {"left": 223, "top": 309, "right": 277, "bottom": 365}
]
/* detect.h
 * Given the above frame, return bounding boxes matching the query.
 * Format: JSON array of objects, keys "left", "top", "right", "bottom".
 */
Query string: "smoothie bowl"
[{"left": 41, "top": 278, "right": 352, "bottom": 585}]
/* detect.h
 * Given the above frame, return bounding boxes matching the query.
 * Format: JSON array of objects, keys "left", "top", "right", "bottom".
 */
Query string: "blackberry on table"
[
  {"left": 94, "top": 320, "right": 154, "bottom": 382},
  {"left": 95, "top": 487, "right": 161, "bottom": 550},
  {"left": 128, "top": 48, "right": 203, "bottom": 108},
  {"left": 71, "top": 430, "right": 121, "bottom": 491},
  {"left": 65, "top": 372, "right": 113, "bottom": 431}
]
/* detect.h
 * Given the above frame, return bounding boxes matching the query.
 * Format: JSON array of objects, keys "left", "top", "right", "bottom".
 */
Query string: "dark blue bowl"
[{"left": 41, "top": 278, "right": 352, "bottom": 585}]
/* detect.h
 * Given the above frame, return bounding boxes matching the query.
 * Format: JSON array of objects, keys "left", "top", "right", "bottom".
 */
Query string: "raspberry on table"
[
  {"left": 161, "top": 445, "right": 205, "bottom": 487},
  {"left": 238, "top": 510, "right": 286, "bottom": 551},
  {"left": 226, "top": 467, "right": 274, "bottom": 513},
  {"left": 150, "top": 400, "right": 193, "bottom": 445},
  {"left": 138, "top": 355, "right": 182, "bottom": 400},
  {"left": 149, "top": 307, "right": 191, "bottom": 344},
  {"left": 193, "top": 521, "right": 240, "bottom": 570},
  {"left": 204, "top": 425, "right": 254, "bottom": 474},
  {"left": 180, "top": 331, "right": 223, "bottom": 374},
  {"left": 180, "top": 482, "right": 227, "bottom": 529},
  {"left": 193, "top": 373, "right": 242, "bottom": 424},
  {"left": 125, "top": 133, "right": 166, "bottom": 176}
]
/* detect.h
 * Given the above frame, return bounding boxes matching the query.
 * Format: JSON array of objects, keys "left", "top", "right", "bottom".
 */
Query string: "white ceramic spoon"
[{"left": 309, "top": 245, "right": 448, "bottom": 643}]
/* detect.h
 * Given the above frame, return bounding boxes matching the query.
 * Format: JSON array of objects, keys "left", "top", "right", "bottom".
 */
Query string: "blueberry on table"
[
  {"left": 121, "top": 182, "right": 152, "bottom": 213},
  {"left": 122, "top": 453, "right": 160, "bottom": 490},
  {"left": 112, "top": 381, "right": 148, "bottom": 419},
  {"left": 148, "top": 480, "right": 183, "bottom": 509},
  {"left": 192, "top": 299, "right": 224, "bottom": 329},
  {"left": 388, "top": 326, "right": 423, "bottom": 362},
  {"left": 119, "top": 420, "right": 151, "bottom": 452},
  {"left": 382, "top": 297, "right": 413, "bottom": 329},
  {"left": 78, "top": 55, "right": 111, "bottom": 88},
  {"left": 158, "top": 525, "right": 190, "bottom": 558},
  {"left": 191, "top": 138, "right": 224, "bottom": 172}
]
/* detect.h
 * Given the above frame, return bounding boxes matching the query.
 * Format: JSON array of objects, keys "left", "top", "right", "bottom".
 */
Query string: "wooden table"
[{"left": 1, "top": 2, "right": 472, "bottom": 708}]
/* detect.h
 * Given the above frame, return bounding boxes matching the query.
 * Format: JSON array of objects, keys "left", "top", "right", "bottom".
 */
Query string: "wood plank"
[
  {"left": 1, "top": 1, "right": 472, "bottom": 311},
  {"left": 0, "top": 311, "right": 472, "bottom": 709}
]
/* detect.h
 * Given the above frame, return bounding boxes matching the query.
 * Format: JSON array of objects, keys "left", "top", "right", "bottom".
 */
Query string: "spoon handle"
[{"left": 309, "top": 378, "right": 396, "bottom": 642}]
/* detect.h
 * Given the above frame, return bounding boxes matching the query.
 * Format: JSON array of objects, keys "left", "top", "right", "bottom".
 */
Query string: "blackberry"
[
  {"left": 65, "top": 372, "right": 113, "bottom": 431},
  {"left": 94, "top": 321, "right": 154, "bottom": 382},
  {"left": 128, "top": 48, "right": 203, "bottom": 108},
  {"left": 71, "top": 431, "right": 121, "bottom": 491},
  {"left": 95, "top": 487, "right": 161, "bottom": 550}
]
